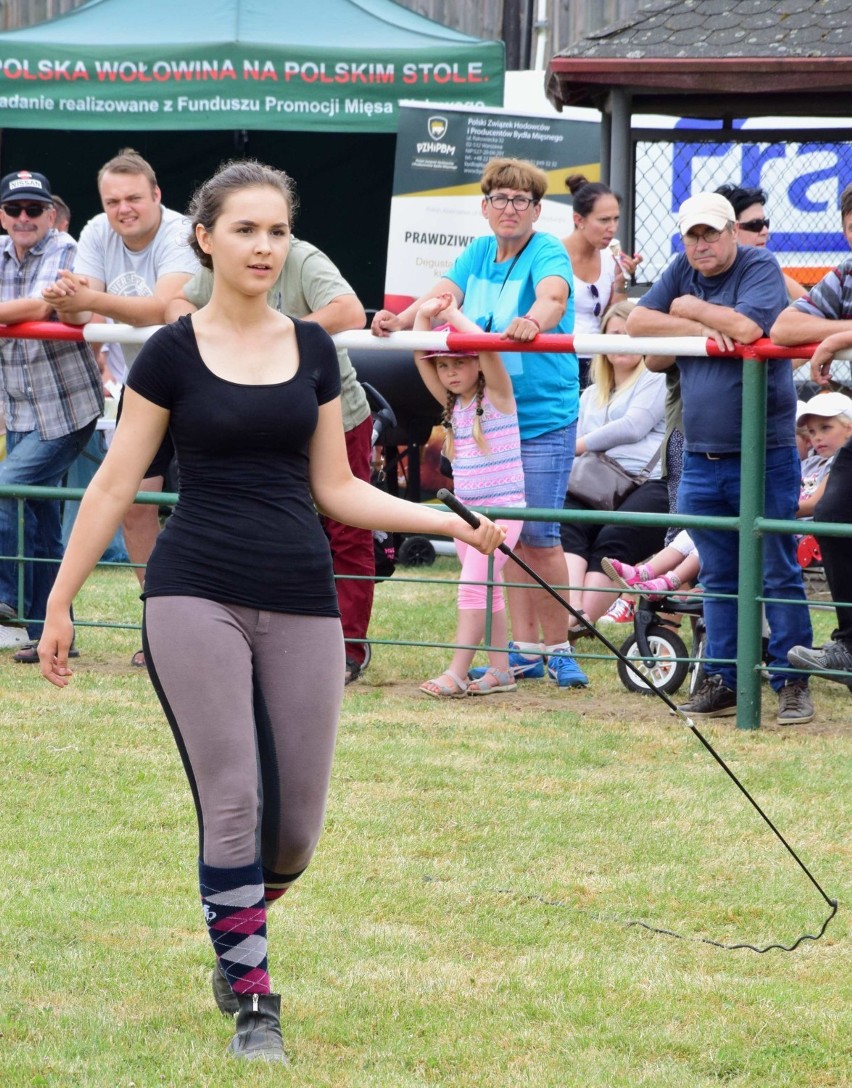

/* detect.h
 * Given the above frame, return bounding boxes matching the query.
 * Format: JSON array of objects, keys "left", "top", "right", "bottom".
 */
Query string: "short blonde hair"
[
  {"left": 97, "top": 147, "right": 157, "bottom": 189},
  {"left": 480, "top": 157, "right": 548, "bottom": 202}
]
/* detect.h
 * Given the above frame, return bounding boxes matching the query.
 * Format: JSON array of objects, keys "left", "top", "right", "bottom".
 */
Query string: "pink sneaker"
[
  {"left": 600, "top": 557, "right": 652, "bottom": 590},
  {"left": 632, "top": 575, "right": 679, "bottom": 602},
  {"left": 598, "top": 597, "right": 635, "bottom": 624}
]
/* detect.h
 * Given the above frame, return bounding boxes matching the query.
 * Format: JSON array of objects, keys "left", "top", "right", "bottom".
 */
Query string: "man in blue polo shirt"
[{"left": 627, "top": 191, "right": 814, "bottom": 724}]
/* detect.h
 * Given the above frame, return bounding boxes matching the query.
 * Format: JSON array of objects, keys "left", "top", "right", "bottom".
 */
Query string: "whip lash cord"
[{"left": 437, "top": 490, "right": 838, "bottom": 952}]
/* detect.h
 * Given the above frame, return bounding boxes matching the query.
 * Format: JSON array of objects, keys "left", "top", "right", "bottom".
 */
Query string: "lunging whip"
[{"left": 438, "top": 488, "right": 838, "bottom": 952}]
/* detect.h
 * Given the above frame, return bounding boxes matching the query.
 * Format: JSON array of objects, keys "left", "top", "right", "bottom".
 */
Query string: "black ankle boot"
[{"left": 228, "top": 992, "right": 287, "bottom": 1063}]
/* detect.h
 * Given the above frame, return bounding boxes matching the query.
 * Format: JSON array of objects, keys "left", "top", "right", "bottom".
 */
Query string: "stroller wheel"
[
  {"left": 617, "top": 625, "right": 690, "bottom": 695},
  {"left": 688, "top": 619, "right": 706, "bottom": 696},
  {"left": 397, "top": 535, "right": 436, "bottom": 567}
]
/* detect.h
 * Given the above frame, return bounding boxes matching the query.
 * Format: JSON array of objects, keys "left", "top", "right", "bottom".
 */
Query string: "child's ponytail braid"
[
  {"left": 471, "top": 373, "right": 490, "bottom": 454},
  {"left": 441, "top": 388, "right": 456, "bottom": 461}
]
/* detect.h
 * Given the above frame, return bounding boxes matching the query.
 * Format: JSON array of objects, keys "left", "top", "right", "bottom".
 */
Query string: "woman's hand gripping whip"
[{"left": 438, "top": 489, "right": 838, "bottom": 952}]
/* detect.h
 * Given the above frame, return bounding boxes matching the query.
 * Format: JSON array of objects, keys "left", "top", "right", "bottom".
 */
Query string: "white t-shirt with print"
[{"left": 74, "top": 205, "right": 198, "bottom": 370}]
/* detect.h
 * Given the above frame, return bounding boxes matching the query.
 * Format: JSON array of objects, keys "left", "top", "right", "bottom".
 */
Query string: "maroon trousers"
[{"left": 322, "top": 414, "right": 375, "bottom": 666}]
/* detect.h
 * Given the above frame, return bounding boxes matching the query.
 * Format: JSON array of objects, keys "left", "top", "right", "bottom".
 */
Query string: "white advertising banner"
[{"left": 384, "top": 102, "right": 600, "bottom": 310}]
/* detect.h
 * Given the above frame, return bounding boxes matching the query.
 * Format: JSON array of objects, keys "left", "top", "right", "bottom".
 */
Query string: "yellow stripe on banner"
[
  {"left": 547, "top": 163, "right": 601, "bottom": 190},
  {"left": 400, "top": 162, "right": 601, "bottom": 200}
]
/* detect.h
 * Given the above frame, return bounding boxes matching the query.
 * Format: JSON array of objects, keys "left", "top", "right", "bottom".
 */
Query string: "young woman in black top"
[{"left": 37, "top": 160, "right": 503, "bottom": 1065}]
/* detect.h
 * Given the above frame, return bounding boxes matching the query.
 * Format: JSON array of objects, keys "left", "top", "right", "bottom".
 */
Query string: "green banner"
[{"left": 0, "top": 44, "right": 504, "bottom": 133}]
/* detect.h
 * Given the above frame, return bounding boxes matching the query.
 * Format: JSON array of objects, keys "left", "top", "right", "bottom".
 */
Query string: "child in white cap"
[{"left": 796, "top": 391, "right": 852, "bottom": 517}]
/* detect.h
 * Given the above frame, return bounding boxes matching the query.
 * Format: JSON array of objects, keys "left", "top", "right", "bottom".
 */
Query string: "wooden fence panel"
[{"left": 1, "top": 0, "right": 647, "bottom": 64}]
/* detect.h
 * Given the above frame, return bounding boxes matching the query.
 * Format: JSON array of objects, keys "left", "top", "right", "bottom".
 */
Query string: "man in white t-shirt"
[{"left": 43, "top": 148, "right": 199, "bottom": 667}]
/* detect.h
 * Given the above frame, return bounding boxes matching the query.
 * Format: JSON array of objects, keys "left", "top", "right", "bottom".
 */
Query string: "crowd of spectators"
[{"left": 2, "top": 154, "right": 851, "bottom": 722}]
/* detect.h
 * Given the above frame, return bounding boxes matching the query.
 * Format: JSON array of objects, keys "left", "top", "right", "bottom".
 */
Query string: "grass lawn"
[{"left": 0, "top": 563, "right": 849, "bottom": 1087}]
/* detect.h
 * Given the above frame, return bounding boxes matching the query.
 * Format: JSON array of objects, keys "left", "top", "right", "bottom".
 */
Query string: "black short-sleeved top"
[{"left": 125, "top": 314, "right": 341, "bottom": 615}]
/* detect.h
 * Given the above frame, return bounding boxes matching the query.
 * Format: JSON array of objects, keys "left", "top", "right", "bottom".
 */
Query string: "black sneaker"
[
  {"left": 344, "top": 656, "right": 363, "bottom": 685},
  {"left": 777, "top": 680, "right": 815, "bottom": 725},
  {"left": 677, "top": 674, "right": 737, "bottom": 717},
  {"left": 787, "top": 640, "right": 852, "bottom": 684},
  {"left": 13, "top": 640, "right": 80, "bottom": 664}
]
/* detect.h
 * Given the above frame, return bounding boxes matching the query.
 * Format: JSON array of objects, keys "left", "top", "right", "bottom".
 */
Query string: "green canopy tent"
[{"left": 0, "top": 0, "right": 504, "bottom": 304}]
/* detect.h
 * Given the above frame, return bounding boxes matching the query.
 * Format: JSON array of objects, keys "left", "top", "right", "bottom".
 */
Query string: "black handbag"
[{"left": 567, "top": 446, "right": 662, "bottom": 512}]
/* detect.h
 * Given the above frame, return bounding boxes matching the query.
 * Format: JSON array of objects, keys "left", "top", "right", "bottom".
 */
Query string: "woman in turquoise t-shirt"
[{"left": 372, "top": 156, "right": 588, "bottom": 689}]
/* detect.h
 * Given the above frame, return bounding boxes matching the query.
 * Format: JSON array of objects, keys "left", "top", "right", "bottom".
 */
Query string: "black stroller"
[
  {"left": 616, "top": 593, "right": 706, "bottom": 697},
  {"left": 356, "top": 349, "right": 444, "bottom": 568}
]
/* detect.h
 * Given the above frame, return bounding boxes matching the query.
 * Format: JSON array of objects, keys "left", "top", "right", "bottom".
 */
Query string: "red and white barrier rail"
[
  {"left": 0, "top": 321, "right": 159, "bottom": 344},
  {"left": 0, "top": 320, "right": 839, "bottom": 361}
]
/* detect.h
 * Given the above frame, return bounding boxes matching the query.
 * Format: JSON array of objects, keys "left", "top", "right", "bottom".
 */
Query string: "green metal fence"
[{"left": 4, "top": 354, "right": 852, "bottom": 732}]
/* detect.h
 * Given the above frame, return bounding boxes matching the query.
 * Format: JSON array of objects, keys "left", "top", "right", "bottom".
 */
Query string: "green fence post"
[
  {"left": 15, "top": 496, "right": 26, "bottom": 625},
  {"left": 484, "top": 551, "right": 494, "bottom": 646},
  {"left": 735, "top": 353, "right": 767, "bottom": 730}
]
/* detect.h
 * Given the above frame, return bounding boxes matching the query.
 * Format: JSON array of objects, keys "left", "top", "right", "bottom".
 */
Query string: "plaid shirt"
[
  {"left": 0, "top": 229, "right": 103, "bottom": 439},
  {"left": 794, "top": 254, "right": 852, "bottom": 321}
]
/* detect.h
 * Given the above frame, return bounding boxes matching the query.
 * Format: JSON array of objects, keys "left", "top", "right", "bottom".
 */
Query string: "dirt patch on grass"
[
  {"left": 39, "top": 649, "right": 851, "bottom": 737},
  {"left": 356, "top": 676, "right": 851, "bottom": 736}
]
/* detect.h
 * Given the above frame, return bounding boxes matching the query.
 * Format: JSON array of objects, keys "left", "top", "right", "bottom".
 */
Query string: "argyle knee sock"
[
  {"left": 263, "top": 864, "right": 306, "bottom": 906},
  {"left": 199, "top": 860, "right": 270, "bottom": 995}
]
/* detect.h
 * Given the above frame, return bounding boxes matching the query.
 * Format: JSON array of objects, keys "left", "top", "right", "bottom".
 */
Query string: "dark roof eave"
[
  {"left": 546, "top": 57, "right": 852, "bottom": 111},
  {"left": 548, "top": 55, "right": 852, "bottom": 74}
]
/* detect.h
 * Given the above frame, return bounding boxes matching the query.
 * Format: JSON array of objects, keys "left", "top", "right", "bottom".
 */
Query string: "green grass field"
[{"left": 1, "top": 564, "right": 849, "bottom": 1087}]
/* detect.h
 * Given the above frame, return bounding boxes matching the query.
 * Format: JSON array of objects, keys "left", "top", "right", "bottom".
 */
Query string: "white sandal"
[
  {"left": 467, "top": 666, "right": 517, "bottom": 696},
  {"left": 419, "top": 670, "right": 469, "bottom": 698}
]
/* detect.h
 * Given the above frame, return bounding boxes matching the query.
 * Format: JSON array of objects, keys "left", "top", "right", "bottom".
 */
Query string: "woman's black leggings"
[{"left": 143, "top": 597, "right": 344, "bottom": 873}]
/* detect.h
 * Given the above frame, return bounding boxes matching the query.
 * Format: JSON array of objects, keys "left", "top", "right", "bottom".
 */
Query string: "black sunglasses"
[
  {"left": 589, "top": 283, "right": 601, "bottom": 317},
  {"left": 738, "top": 217, "right": 769, "bottom": 232},
  {"left": 2, "top": 203, "right": 50, "bottom": 218}
]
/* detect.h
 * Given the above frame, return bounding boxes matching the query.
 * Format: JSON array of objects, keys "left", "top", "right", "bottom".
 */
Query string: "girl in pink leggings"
[
  {"left": 414, "top": 295, "right": 525, "bottom": 697},
  {"left": 36, "top": 162, "right": 504, "bottom": 1065}
]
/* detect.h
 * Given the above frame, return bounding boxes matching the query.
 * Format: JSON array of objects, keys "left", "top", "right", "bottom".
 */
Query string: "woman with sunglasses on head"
[
  {"left": 561, "top": 174, "right": 643, "bottom": 389},
  {"left": 715, "top": 183, "right": 806, "bottom": 301}
]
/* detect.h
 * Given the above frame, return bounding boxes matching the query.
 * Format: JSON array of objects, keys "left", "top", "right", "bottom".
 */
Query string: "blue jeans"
[
  {"left": 62, "top": 430, "right": 129, "bottom": 563},
  {"left": 519, "top": 422, "right": 577, "bottom": 547},
  {"left": 679, "top": 447, "right": 812, "bottom": 691},
  {"left": 0, "top": 420, "right": 97, "bottom": 637}
]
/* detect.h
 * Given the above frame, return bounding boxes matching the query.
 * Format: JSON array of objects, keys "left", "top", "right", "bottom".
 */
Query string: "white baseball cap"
[
  {"left": 796, "top": 391, "right": 852, "bottom": 421},
  {"left": 677, "top": 192, "right": 736, "bottom": 235}
]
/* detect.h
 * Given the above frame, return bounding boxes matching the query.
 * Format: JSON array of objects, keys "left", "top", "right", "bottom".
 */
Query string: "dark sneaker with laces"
[
  {"left": 13, "top": 640, "right": 80, "bottom": 664},
  {"left": 776, "top": 680, "right": 815, "bottom": 725},
  {"left": 787, "top": 640, "right": 852, "bottom": 685},
  {"left": 677, "top": 674, "right": 737, "bottom": 717}
]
